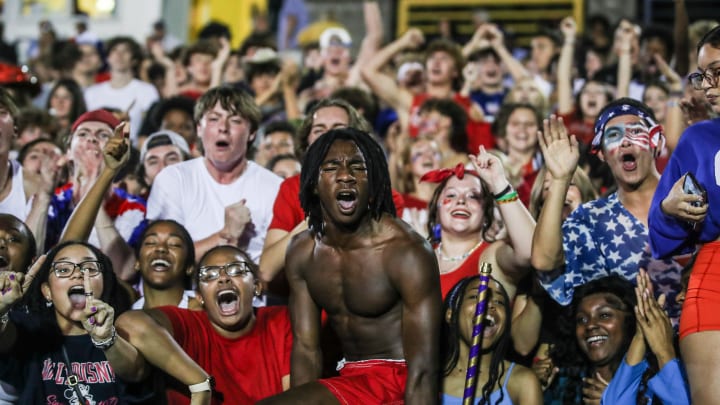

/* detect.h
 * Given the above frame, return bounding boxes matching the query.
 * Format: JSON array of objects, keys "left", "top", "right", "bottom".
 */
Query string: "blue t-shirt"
[{"left": 649, "top": 118, "right": 720, "bottom": 258}]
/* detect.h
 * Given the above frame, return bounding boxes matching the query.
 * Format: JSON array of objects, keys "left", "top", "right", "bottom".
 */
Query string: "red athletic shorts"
[
  {"left": 680, "top": 241, "right": 720, "bottom": 340},
  {"left": 318, "top": 359, "right": 407, "bottom": 404}
]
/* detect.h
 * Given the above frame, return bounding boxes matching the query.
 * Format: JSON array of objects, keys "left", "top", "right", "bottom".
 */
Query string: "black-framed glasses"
[
  {"left": 688, "top": 66, "right": 720, "bottom": 90},
  {"left": 51, "top": 260, "right": 102, "bottom": 278},
  {"left": 198, "top": 262, "right": 252, "bottom": 282}
]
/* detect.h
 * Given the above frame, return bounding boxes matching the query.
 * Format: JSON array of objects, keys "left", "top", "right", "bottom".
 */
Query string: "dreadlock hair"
[
  {"left": 550, "top": 275, "right": 636, "bottom": 403},
  {"left": 426, "top": 173, "right": 495, "bottom": 244},
  {"left": 299, "top": 127, "right": 395, "bottom": 235},
  {"left": 135, "top": 220, "right": 196, "bottom": 290},
  {"left": 442, "top": 275, "right": 512, "bottom": 405},
  {"left": 23, "top": 240, "right": 131, "bottom": 318}
]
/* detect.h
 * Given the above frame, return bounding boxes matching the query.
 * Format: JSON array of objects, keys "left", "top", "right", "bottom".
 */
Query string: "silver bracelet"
[
  {"left": 91, "top": 326, "right": 117, "bottom": 350},
  {"left": 0, "top": 312, "right": 9, "bottom": 332}
]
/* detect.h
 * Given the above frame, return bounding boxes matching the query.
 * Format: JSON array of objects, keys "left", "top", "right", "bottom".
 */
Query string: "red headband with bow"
[{"left": 420, "top": 163, "right": 480, "bottom": 183}]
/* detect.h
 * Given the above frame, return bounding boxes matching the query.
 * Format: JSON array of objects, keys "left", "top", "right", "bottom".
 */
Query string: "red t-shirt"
[
  {"left": 401, "top": 193, "right": 428, "bottom": 210},
  {"left": 269, "top": 175, "right": 406, "bottom": 232},
  {"left": 159, "top": 306, "right": 292, "bottom": 405},
  {"left": 558, "top": 110, "right": 595, "bottom": 147},
  {"left": 438, "top": 242, "right": 490, "bottom": 299}
]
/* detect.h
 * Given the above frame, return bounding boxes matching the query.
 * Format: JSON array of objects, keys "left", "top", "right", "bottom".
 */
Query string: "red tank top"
[{"left": 438, "top": 241, "right": 491, "bottom": 299}]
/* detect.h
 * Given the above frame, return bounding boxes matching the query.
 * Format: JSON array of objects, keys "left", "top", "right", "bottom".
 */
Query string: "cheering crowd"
[{"left": 0, "top": 0, "right": 717, "bottom": 403}]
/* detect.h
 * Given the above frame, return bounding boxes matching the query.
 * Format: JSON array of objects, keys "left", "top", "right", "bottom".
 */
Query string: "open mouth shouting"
[
  {"left": 0, "top": 255, "right": 9, "bottom": 272},
  {"left": 217, "top": 289, "right": 240, "bottom": 316},
  {"left": 620, "top": 153, "right": 637, "bottom": 171},
  {"left": 68, "top": 285, "right": 90, "bottom": 310},
  {"left": 482, "top": 313, "right": 499, "bottom": 339},
  {"left": 336, "top": 189, "right": 358, "bottom": 214}
]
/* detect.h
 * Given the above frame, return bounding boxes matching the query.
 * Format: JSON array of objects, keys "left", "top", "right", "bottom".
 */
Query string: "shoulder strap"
[
  {"left": 502, "top": 362, "right": 515, "bottom": 388},
  {"left": 61, "top": 345, "right": 89, "bottom": 405}
]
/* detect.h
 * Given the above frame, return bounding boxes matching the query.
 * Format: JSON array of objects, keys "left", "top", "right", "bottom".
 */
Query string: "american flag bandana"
[{"left": 591, "top": 103, "right": 665, "bottom": 154}]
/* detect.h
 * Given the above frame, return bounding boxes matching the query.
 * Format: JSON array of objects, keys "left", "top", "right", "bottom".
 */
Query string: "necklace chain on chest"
[{"left": 436, "top": 240, "right": 483, "bottom": 263}]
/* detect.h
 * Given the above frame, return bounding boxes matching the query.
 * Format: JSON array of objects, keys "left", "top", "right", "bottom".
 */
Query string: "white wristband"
[{"left": 189, "top": 376, "right": 214, "bottom": 393}]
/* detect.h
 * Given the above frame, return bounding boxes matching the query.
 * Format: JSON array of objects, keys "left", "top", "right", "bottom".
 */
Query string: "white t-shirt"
[
  {"left": 0, "top": 160, "right": 30, "bottom": 221},
  {"left": 83, "top": 79, "right": 159, "bottom": 144},
  {"left": 146, "top": 159, "right": 282, "bottom": 263}
]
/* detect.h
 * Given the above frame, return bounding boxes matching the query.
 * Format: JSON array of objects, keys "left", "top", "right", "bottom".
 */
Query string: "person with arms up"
[
  {"left": 260, "top": 127, "right": 441, "bottom": 404},
  {"left": 532, "top": 102, "right": 684, "bottom": 324}
]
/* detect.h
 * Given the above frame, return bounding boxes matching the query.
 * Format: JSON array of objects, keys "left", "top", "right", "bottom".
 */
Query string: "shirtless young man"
[{"left": 261, "top": 127, "right": 441, "bottom": 404}]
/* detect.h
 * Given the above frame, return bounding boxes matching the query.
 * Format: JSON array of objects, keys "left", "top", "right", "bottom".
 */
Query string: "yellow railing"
[{"left": 397, "top": 0, "right": 584, "bottom": 46}]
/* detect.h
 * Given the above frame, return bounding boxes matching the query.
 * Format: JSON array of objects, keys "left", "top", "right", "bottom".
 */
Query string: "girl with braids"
[{"left": 441, "top": 275, "right": 542, "bottom": 404}]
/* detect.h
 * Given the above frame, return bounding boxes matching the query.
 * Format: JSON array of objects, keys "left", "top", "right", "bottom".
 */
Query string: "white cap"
[
  {"left": 319, "top": 27, "right": 352, "bottom": 49},
  {"left": 397, "top": 61, "right": 424, "bottom": 82},
  {"left": 246, "top": 47, "right": 281, "bottom": 64},
  {"left": 140, "top": 130, "right": 190, "bottom": 161}
]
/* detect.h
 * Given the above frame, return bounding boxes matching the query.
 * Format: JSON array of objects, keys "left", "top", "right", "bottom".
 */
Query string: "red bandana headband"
[{"left": 420, "top": 163, "right": 480, "bottom": 183}]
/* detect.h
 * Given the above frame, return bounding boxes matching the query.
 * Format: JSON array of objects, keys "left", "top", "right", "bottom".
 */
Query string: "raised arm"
[
  {"left": 347, "top": 0, "right": 384, "bottom": 87},
  {"left": 285, "top": 233, "right": 323, "bottom": 386},
  {"left": 210, "top": 37, "right": 230, "bottom": 89},
  {"left": 655, "top": 54, "right": 685, "bottom": 152},
  {"left": 60, "top": 123, "right": 138, "bottom": 281},
  {"left": 616, "top": 25, "right": 634, "bottom": 99},
  {"left": 115, "top": 309, "right": 212, "bottom": 404},
  {"left": 483, "top": 24, "right": 531, "bottom": 82},
  {"left": 469, "top": 146, "right": 535, "bottom": 283},
  {"left": 360, "top": 28, "right": 421, "bottom": 113},
  {"left": 61, "top": 122, "right": 130, "bottom": 243},
  {"left": 531, "top": 116, "right": 580, "bottom": 271},
  {"left": 557, "top": 17, "right": 577, "bottom": 115},
  {"left": 0, "top": 255, "right": 44, "bottom": 352},
  {"left": 23, "top": 153, "right": 64, "bottom": 253},
  {"left": 388, "top": 239, "right": 441, "bottom": 405},
  {"left": 673, "top": 0, "right": 689, "bottom": 76}
]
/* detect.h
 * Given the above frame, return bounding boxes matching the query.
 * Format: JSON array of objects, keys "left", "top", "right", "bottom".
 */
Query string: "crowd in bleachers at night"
[{"left": 0, "top": 0, "right": 718, "bottom": 403}]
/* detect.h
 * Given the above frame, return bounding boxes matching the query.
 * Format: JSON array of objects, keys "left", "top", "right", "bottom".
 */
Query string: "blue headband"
[{"left": 591, "top": 103, "right": 665, "bottom": 153}]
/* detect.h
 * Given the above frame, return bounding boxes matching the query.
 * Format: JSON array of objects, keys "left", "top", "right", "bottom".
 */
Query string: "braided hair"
[{"left": 299, "top": 127, "right": 395, "bottom": 235}]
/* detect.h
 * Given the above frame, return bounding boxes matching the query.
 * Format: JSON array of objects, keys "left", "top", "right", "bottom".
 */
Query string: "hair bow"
[{"left": 420, "top": 163, "right": 480, "bottom": 183}]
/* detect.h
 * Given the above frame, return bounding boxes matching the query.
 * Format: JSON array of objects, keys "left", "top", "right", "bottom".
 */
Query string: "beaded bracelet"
[{"left": 495, "top": 190, "right": 519, "bottom": 204}]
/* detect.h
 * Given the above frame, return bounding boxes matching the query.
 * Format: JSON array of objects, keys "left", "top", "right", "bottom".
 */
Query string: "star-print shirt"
[
  {"left": 46, "top": 183, "right": 147, "bottom": 250},
  {"left": 538, "top": 192, "right": 683, "bottom": 323}
]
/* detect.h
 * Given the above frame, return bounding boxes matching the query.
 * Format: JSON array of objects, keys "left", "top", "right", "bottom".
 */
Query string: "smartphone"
[{"left": 683, "top": 172, "right": 707, "bottom": 207}]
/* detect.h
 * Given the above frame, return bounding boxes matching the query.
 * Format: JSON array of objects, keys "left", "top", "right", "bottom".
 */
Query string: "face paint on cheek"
[
  {"left": 442, "top": 198, "right": 452, "bottom": 205},
  {"left": 603, "top": 122, "right": 652, "bottom": 153},
  {"left": 624, "top": 122, "right": 652, "bottom": 151}
]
